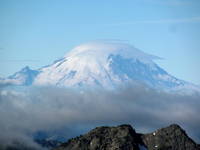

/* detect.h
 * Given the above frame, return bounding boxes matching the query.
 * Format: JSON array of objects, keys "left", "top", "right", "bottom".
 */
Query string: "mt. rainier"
[{"left": 1, "top": 41, "right": 199, "bottom": 93}]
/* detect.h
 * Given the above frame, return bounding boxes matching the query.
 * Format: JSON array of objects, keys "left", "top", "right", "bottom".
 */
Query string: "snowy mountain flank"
[
  {"left": 0, "top": 66, "right": 39, "bottom": 86},
  {"left": 1, "top": 41, "right": 199, "bottom": 92}
]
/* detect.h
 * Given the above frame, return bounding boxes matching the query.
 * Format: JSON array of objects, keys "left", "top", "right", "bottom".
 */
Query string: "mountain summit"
[
  {"left": 33, "top": 41, "right": 197, "bottom": 91},
  {"left": 1, "top": 41, "right": 199, "bottom": 92},
  {"left": 34, "top": 41, "right": 168, "bottom": 88}
]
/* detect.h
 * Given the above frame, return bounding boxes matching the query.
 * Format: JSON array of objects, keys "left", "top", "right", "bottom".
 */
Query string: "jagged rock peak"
[
  {"left": 54, "top": 124, "right": 199, "bottom": 150},
  {"left": 142, "top": 124, "right": 199, "bottom": 150},
  {"left": 54, "top": 124, "right": 144, "bottom": 150}
]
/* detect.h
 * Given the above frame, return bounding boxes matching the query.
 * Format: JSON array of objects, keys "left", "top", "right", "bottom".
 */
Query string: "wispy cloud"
[
  {"left": 104, "top": 17, "right": 200, "bottom": 26},
  {"left": 142, "top": 0, "right": 199, "bottom": 6}
]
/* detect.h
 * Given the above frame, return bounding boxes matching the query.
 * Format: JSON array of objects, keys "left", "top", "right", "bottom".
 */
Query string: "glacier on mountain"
[{"left": 1, "top": 41, "right": 199, "bottom": 93}]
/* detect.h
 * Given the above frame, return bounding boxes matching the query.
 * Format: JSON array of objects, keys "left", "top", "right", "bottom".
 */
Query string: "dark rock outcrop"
[
  {"left": 142, "top": 124, "right": 199, "bottom": 150},
  {"left": 54, "top": 124, "right": 199, "bottom": 150},
  {"left": 54, "top": 124, "right": 145, "bottom": 150}
]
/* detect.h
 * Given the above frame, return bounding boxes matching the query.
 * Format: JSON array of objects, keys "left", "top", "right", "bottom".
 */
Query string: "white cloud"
[
  {"left": 0, "top": 85, "right": 200, "bottom": 148},
  {"left": 104, "top": 17, "right": 200, "bottom": 27}
]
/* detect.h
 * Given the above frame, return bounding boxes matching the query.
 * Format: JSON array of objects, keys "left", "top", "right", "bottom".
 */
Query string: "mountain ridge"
[
  {"left": 53, "top": 124, "right": 200, "bottom": 150},
  {"left": 0, "top": 66, "right": 39, "bottom": 86}
]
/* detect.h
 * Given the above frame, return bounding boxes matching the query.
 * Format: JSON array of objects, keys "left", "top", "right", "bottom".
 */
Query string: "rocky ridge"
[{"left": 54, "top": 124, "right": 199, "bottom": 150}]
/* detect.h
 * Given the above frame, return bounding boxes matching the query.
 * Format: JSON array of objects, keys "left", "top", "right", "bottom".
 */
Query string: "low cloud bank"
[{"left": 0, "top": 84, "right": 200, "bottom": 149}]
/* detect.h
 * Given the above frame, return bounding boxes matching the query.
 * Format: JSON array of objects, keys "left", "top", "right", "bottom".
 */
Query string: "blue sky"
[{"left": 0, "top": 0, "right": 200, "bottom": 84}]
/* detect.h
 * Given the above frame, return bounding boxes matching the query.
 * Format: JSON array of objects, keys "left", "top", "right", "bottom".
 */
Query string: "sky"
[{"left": 0, "top": 0, "right": 200, "bottom": 84}]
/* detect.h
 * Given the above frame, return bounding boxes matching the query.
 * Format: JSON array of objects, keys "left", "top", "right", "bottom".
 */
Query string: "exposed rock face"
[
  {"left": 54, "top": 125, "right": 145, "bottom": 150},
  {"left": 142, "top": 124, "right": 199, "bottom": 150},
  {"left": 54, "top": 124, "right": 199, "bottom": 150}
]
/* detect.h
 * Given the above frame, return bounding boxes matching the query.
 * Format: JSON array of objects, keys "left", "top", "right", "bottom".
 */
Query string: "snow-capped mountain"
[
  {"left": 0, "top": 66, "right": 39, "bottom": 86},
  {"left": 1, "top": 41, "right": 199, "bottom": 92},
  {"left": 33, "top": 41, "right": 182, "bottom": 89}
]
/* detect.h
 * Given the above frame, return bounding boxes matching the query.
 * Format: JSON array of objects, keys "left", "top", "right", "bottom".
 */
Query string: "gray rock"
[
  {"left": 142, "top": 124, "right": 199, "bottom": 150},
  {"left": 54, "top": 124, "right": 144, "bottom": 150},
  {"left": 54, "top": 124, "right": 199, "bottom": 150}
]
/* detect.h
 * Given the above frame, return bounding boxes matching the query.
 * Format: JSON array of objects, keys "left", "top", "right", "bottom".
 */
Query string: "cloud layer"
[{"left": 0, "top": 84, "right": 200, "bottom": 149}]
